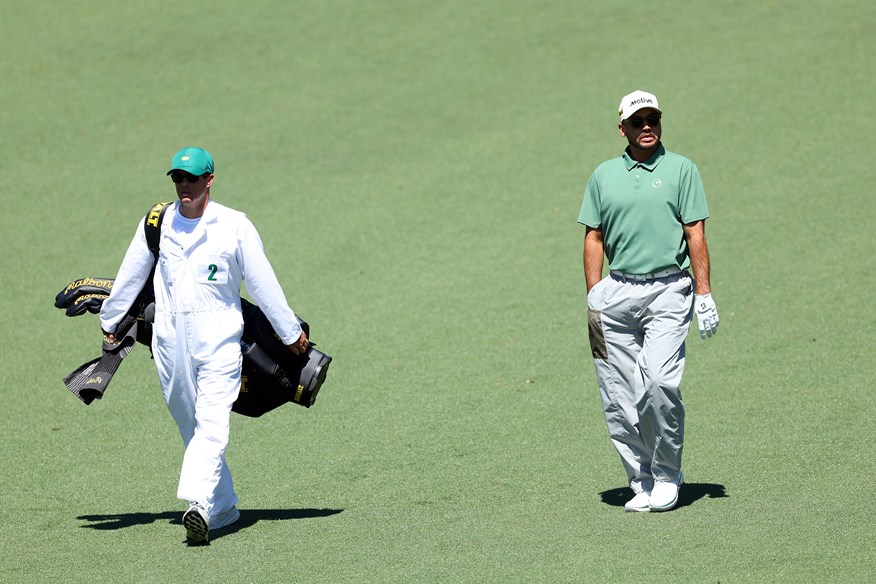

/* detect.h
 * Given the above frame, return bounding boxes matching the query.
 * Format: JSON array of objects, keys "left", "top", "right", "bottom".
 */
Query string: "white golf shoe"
[
  {"left": 183, "top": 502, "right": 210, "bottom": 544},
  {"left": 649, "top": 481, "right": 680, "bottom": 512},
  {"left": 624, "top": 491, "right": 651, "bottom": 513}
]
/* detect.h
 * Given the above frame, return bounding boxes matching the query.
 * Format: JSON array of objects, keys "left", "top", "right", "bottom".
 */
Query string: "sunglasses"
[
  {"left": 170, "top": 171, "right": 207, "bottom": 184},
  {"left": 627, "top": 115, "right": 662, "bottom": 129}
]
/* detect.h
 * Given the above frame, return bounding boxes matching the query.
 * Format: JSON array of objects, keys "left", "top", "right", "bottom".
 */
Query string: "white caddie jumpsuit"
[{"left": 100, "top": 200, "right": 302, "bottom": 519}]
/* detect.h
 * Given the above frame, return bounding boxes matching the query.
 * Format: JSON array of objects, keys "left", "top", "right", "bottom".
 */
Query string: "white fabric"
[
  {"left": 153, "top": 306, "right": 241, "bottom": 515},
  {"left": 170, "top": 212, "right": 201, "bottom": 248},
  {"left": 587, "top": 272, "right": 692, "bottom": 491},
  {"left": 100, "top": 200, "right": 301, "bottom": 515}
]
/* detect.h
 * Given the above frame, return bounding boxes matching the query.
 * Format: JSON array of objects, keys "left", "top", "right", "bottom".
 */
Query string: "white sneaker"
[
  {"left": 210, "top": 506, "right": 240, "bottom": 530},
  {"left": 183, "top": 503, "right": 210, "bottom": 544},
  {"left": 649, "top": 482, "right": 680, "bottom": 512},
  {"left": 624, "top": 491, "right": 651, "bottom": 513}
]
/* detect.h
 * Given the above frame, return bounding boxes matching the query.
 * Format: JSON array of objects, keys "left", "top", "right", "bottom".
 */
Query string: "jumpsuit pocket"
[{"left": 588, "top": 309, "right": 608, "bottom": 360}]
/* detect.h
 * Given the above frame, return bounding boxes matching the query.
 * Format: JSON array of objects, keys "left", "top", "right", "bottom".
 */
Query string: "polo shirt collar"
[{"left": 623, "top": 143, "right": 665, "bottom": 171}]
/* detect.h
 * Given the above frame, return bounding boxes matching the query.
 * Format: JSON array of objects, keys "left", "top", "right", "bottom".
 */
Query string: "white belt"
[{"left": 610, "top": 267, "right": 683, "bottom": 281}]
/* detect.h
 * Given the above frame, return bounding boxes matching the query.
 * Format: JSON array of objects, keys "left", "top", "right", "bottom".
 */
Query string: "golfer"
[
  {"left": 100, "top": 147, "right": 309, "bottom": 542},
  {"left": 579, "top": 91, "right": 719, "bottom": 512}
]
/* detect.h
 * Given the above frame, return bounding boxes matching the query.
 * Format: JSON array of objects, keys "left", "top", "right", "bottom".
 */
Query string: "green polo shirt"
[{"left": 578, "top": 143, "right": 709, "bottom": 274}]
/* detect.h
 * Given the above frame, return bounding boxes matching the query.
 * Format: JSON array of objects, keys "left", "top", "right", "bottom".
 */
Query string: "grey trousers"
[{"left": 587, "top": 271, "right": 694, "bottom": 493}]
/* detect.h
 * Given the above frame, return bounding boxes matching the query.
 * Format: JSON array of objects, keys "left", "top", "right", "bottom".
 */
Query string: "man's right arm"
[
  {"left": 99, "top": 220, "right": 155, "bottom": 337},
  {"left": 579, "top": 169, "right": 605, "bottom": 293},
  {"left": 583, "top": 226, "right": 605, "bottom": 293}
]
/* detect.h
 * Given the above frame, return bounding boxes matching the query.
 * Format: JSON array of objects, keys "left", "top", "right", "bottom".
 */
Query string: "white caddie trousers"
[
  {"left": 587, "top": 271, "right": 693, "bottom": 493},
  {"left": 101, "top": 201, "right": 302, "bottom": 519}
]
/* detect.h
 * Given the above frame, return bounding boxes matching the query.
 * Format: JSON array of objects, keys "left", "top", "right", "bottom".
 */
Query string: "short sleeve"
[
  {"left": 678, "top": 162, "right": 709, "bottom": 224},
  {"left": 578, "top": 171, "right": 602, "bottom": 228}
]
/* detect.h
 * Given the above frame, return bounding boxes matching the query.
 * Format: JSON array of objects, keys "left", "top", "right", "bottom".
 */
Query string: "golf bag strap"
[{"left": 144, "top": 202, "right": 171, "bottom": 262}]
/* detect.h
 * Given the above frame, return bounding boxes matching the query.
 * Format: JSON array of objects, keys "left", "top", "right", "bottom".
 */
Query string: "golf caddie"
[
  {"left": 100, "top": 146, "right": 309, "bottom": 543},
  {"left": 579, "top": 91, "right": 720, "bottom": 512}
]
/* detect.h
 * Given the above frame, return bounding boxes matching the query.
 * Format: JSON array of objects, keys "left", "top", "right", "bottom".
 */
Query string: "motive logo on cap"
[{"left": 618, "top": 90, "right": 662, "bottom": 122}]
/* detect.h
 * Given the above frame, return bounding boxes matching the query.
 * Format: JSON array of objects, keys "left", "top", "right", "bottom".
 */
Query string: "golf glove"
[{"left": 694, "top": 293, "right": 719, "bottom": 340}]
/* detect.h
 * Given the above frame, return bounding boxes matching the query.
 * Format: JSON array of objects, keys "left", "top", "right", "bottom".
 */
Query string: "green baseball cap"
[{"left": 167, "top": 147, "right": 214, "bottom": 176}]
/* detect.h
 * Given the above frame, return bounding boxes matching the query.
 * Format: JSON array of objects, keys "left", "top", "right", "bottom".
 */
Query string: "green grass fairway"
[{"left": 1, "top": 1, "right": 873, "bottom": 582}]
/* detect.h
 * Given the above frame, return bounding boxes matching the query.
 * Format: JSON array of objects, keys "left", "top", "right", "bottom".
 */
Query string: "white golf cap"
[{"left": 618, "top": 90, "right": 661, "bottom": 122}]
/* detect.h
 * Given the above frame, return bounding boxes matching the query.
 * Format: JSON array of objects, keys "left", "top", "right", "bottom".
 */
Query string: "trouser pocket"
[{"left": 588, "top": 309, "right": 608, "bottom": 360}]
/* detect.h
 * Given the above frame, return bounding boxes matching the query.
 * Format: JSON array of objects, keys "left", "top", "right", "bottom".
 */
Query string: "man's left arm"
[
  {"left": 684, "top": 220, "right": 719, "bottom": 339},
  {"left": 237, "top": 219, "right": 309, "bottom": 354},
  {"left": 683, "top": 220, "right": 710, "bottom": 294}
]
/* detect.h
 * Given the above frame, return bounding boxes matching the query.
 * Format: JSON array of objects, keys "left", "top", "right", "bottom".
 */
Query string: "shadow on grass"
[
  {"left": 77, "top": 508, "right": 343, "bottom": 540},
  {"left": 599, "top": 483, "right": 727, "bottom": 510}
]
